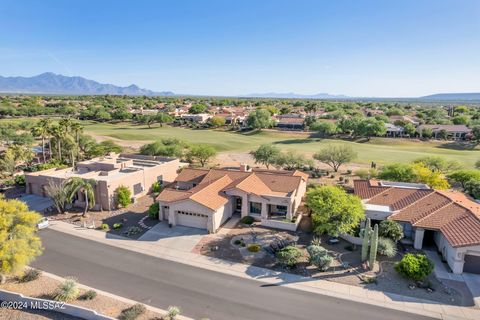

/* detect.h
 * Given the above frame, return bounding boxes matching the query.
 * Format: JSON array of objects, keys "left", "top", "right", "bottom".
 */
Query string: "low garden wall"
[
  {"left": 339, "top": 233, "right": 363, "bottom": 245},
  {"left": 261, "top": 214, "right": 303, "bottom": 231},
  {"left": 0, "top": 289, "right": 115, "bottom": 320}
]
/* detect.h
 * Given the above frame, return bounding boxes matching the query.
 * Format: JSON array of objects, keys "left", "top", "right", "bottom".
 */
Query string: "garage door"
[
  {"left": 176, "top": 210, "right": 208, "bottom": 229},
  {"left": 464, "top": 255, "right": 480, "bottom": 274}
]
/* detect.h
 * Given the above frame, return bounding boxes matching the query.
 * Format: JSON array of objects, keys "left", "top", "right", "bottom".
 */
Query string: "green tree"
[
  {"left": 413, "top": 156, "right": 462, "bottom": 174},
  {"left": 66, "top": 177, "right": 97, "bottom": 216},
  {"left": 379, "top": 163, "right": 416, "bottom": 182},
  {"left": 403, "top": 123, "right": 416, "bottom": 137},
  {"left": 247, "top": 109, "right": 272, "bottom": 130},
  {"left": 252, "top": 144, "right": 281, "bottom": 169},
  {"left": 155, "top": 112, "right": 173, "bottom": 127},
  {"left": 188, "top": 104, "right": 207, "bottom": 114},
  {"left": 310, "top": 121, "right": 338, "bottom": 137},
  {"left": 357, "top": 118, "right": 386, "bottom": 140},
  {"left": 45, "top": 179, "right": 71, "bottom": 213},
  {"left": 471, "top": 126, "right": 480, "bottom": 142},
  {"left": 378, "top": 220, "right": 404, "bottom": 242},
  {"left": 209, "top": 116, "right": 226, "bottom": 127},
  {"left": 0, "top": 197, "right": 43, "bottom": 284},
  {"left": 452, "top": 115, "right": 469, "bottom": 125},
  {"left": 276, "top": 246, "right": 303, "bottom": 267},
  {"left": 448, "top": 169, "right": 480, "bottom": 189},
  {"left": 411, "top": 163, "right": 450, "bottom": 190},
  {"left": 466, "top": 180, "right": 480, "bottom": 199},
  {"left": 186, "top": 144, "right": 217, "bottom": 167},
  {"left": 306, "top": 186, "right": 364, "bottom": 237},
  {"left": 313, "top": 145, "right": 357, "bottom": 172},
  {"left": 31, "top": 118, "right": 52, "bottom": 162},
  {"left": 116, "top": 186, "right": 132, "bottom": 208},
  {"left": 274, "top": 150, "right": 311, "bottom": 170},
  {"left": 421, "top": 128, "right": 433, "bottom": 139}
]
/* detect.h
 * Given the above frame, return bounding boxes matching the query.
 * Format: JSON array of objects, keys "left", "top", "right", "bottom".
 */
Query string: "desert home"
[
  {"left": 25, "top": 154, "right": 181, "bottom": 211},
  {"left": 157, "top": 165, "right": 308, "bottom": 233},
  {"left": 354, "top": 179, "right": 480, "bottom": 274}
]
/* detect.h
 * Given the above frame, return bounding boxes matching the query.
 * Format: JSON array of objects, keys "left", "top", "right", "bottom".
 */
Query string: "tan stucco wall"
[{"left": 434, "top": 232, "right": 480, "bottom": 274}]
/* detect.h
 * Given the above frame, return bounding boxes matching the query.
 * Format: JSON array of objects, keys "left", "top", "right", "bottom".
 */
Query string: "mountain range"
[
  {"left": 0, "top": 72, "right": 174, "bottom": 96},
  {"left": 244, "top": 92, "right": 349, "bottom": 99},
  {"left": 0, "top": 73, "right": 479, "bottom": 101}
]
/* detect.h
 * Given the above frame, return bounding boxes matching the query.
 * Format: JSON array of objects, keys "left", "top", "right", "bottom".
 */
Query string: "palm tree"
[
  {"left": 31, "top": 118, "right": 52, "bottom": 162},
  {"left": 49, "top": 125, "right": 64, "bottom": 161},
  {"left": 66, "top": 177, "right": 97, "bottom": 216},
  {"left": 70, "top": 122, "right": 83, "bottom": 161}
]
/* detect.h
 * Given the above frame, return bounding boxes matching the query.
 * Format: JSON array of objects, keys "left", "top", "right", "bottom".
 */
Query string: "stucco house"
[
  {"left": 417, "top": 124, "right": 471, "bottom": 140},
  {"left": 157, "top": 165, "right": 308, "bottom": 233},
  {"left": 354, "top": 180, "right": 480, "bottom": 274},
  {"left": 25, "top": 154, "right": 181, "bottom": 211}
]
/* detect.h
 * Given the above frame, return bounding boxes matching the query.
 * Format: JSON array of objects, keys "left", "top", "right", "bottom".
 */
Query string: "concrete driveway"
[
  {"left": 138, "top": 222, "right": 207, "bottom": 252},
  {"left": 18, "top": 194, "right": 53, "bottom": 213}
]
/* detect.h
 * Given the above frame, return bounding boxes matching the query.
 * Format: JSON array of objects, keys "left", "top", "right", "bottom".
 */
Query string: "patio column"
[
  {"left": 261, "top": 202, "right": 268, "bottom": 219},
  {"left": 241, "top": 195, "right": 248, "bottom": 217},
  {"left": 286, "top": 202, "right": 293, "bottom": 221},
  {"left": 414, "top": 228, "right": 425, "bottom": 249}
]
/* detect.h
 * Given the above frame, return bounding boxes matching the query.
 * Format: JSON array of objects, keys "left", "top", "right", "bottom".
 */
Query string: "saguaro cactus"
[
  {"left": 361, "top": 219, "right": 371, "bottom": 262},
  {"left": 369, "top": 224, "right": 379, "bottom": 269}
]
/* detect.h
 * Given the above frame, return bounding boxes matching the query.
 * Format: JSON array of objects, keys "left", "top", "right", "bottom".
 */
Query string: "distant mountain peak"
[
  {"left": 420, "top": 92, "right": 480, "bottom": 101},
  {"left": 244, "top": 92, "right": 349, "bottom": 99},
  {"left": 0, "top": 73, "right": 174, "bottom": 96}
]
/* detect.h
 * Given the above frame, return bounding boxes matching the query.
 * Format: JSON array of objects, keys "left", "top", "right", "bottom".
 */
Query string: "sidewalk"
[{"left": 47, "top": 221, "right": 480, "bottom": 320}]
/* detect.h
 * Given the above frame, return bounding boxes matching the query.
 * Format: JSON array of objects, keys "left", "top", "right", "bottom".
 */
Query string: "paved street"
[{"left": 33, "top": 229, "right": 434, "bottom": 320}]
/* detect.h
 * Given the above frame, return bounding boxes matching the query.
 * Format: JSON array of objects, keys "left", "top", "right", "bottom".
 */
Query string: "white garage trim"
[{"left": 175, "top": 210, "right": 208, "bottom": 229}]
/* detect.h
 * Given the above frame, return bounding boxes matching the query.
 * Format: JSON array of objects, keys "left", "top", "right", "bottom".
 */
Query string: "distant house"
[
  {"left": 354, "top": 180, "right": 480, "bottom": 274},
  {"left": 389, "top": 115, "right": 420, "bottom": 126},
  {"left": 180, "top": 113, "right": 212, "bottom": 123},
  {"left": 25, "top": 154, "right": 181, "bottom": 211},
  {"left": 276, "top": 114, "right": 305, "bottom": 131},
  {"left": 417, "top": 124, "right": 471, "bottom": 140},
  {"left": 384, "top": 123, "right": 405, "bottom": 137},
  {"left": 157, "top": 165, "right": 308, "bottom": 233}
]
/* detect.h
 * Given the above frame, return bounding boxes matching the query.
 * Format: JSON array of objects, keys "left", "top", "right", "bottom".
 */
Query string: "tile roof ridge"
[
  {"left": 367, "top": 186, "right": 393, "bottom": 201},
  {"left": 389, "top": 190, "right": 436, "bottom": 219},
  {"left": 411, "top": 202, "right": 454, "bottom": 227},
  {"left": 437, "top": 190, "right": 480, "bottom": 222}
]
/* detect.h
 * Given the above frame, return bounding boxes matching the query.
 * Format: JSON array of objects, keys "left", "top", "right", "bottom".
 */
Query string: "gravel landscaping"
[
  {"left": 46, "top": 195, "right": 160, "bottom": 240},
  {"left": 1, "top": 273, "right": 163, "bottom": 320},
  {"left": 197, "top": 223, "right": 474, "bottom": 307}
]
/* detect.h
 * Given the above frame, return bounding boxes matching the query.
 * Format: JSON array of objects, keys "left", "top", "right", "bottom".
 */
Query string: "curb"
[{"left": 46, "top": 221, "right": 480, "bottom": 320}]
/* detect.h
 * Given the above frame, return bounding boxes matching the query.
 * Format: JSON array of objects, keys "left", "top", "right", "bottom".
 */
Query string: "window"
[
  {"left": 249, "top": 202, "right": 262, "bottom": 214},
  {"left": 133, "top": 183, "right": 142, "bottom": 195},
  {"left": 276, "top": 205, "right": 287, "bottom": 213}
]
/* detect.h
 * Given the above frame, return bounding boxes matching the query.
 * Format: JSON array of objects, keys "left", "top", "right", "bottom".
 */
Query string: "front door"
[{"left": 235, "top": 197, "right": 242, "bottom": 213}]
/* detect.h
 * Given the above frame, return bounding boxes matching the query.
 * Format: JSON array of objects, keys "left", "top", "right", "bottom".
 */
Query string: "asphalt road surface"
[{"left": 33, "top": 229, "right": 434, "bottom": 320}]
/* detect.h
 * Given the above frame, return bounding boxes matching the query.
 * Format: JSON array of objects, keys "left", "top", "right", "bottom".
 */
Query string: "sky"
[{"left": 0, "top": 0, "right": 479, "bottom": 97}]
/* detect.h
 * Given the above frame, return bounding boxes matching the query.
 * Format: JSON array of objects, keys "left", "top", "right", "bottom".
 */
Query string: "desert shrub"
[
  {"left": 124, "top": 226, "right": 142, "bottom": 237},
  {"left": 240, "top": 216, "right": 254, "bottom": 225},
  {"left": 164, "top": 305, "right": 181, "bottom": 320},
  {"left": 54, "top": 278, "right": 80, "bottom": 302},
  {"left": 119, "top": 303, "right": 146, "bottom": 320},
  {"left": 310, "top": 236, "right": 322, "bottom": 246},
  {"left": 307, "top": 245, "right": 332, "bottom": 271},
  {"left": 276, "top": 246, "right": 303, "bottom": 267},
  {"left": 148, "top": 202, "right": 159, "bottom": 219},
  {"left": 395, "top": 253, "right": 433, "bottom": 281},
  {"left": 151, "top": 181, "right": 162, "bottom": 193},
  {"left": 377, "top": 237, "right": 397, "bottom": 258},
  {"left": 79, "top": 290, "right": 97, "bottom": 300},
  {"left": 247, "top": 244, "right": 261, "bottom": 252},
  {"left": 113, "top": 222, "right": 123, "bottom": 229},
  {"left": 116, "top": 186, "right": 132, "bottom": 208},
  {"left": 101, "top": 223, "right": 110, "bottom": 231},
  {"left": 14, "top": 174, "right": 26, "bottom": 186},
  {"left": 19, "top": 269, "right": 41, "bottom": 282},
  {"left": 379, "top": 220, "right": 404, "bottom": 242}
]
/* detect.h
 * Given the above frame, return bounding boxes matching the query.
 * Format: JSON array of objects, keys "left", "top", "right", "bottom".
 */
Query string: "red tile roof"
[{"left": 355, "top": 180, "right": 480, "bottom": 247}]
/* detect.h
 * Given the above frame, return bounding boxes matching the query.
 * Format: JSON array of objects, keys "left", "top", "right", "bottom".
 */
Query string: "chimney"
[{"left": 239, "top": 163, "right": 251, "bottom": 172}]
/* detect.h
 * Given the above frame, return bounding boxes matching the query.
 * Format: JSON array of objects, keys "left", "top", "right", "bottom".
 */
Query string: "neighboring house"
[
  {"left": 384, "top": 123, "right": 405, "bottom": 137},
  {"left": 389, "top": 115, "right": 420, "bottom": 126},
  {"left": 180, "top": 113, "right": 212, "bottom": 123},
  {"left": 275, "top": 114, "right": 305, "bottom": 131},
  {"left": 157, "top": 165, "right": 308, "bottom": 233},
  {"left": 417, "top": 124, "right": 471, "bottom": 140},
  {"left": 354, "top": 180, "right": 480, "bottom": 274},
  {"left": 25, "top": 154, "right": 181, "bottom": 211}
]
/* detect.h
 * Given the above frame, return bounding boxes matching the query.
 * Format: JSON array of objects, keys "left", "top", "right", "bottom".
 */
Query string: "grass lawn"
[{"left": 82, "top": 122, "right": 480, "bottom": 167}]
